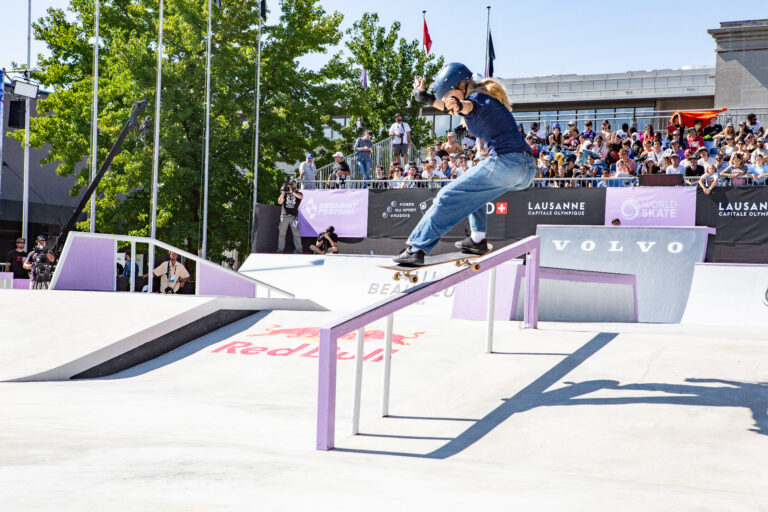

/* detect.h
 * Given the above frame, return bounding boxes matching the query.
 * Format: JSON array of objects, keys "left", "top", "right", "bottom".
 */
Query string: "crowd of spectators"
[
  {"left": 525, "top": 113, "right": 768, "bottom": 190},
  {"left": 307, "top": 112, "right": 768, "bottom": 190}
]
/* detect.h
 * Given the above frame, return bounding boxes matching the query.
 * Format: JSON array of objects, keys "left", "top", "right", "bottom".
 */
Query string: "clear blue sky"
[{"left": 3, "top": 0, "right": 767, "bottom": 79}]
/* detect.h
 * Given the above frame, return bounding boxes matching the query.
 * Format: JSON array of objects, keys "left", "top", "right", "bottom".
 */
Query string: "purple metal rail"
[{"left": 316, "top": 235, "right": 541, "bottom": 451}]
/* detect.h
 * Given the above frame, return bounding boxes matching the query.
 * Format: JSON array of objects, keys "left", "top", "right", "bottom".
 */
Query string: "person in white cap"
[
  {"left": 389, "top": 114, "right": 411, "bottom": 166},
  {"left": 330, "top": 151, "right": 351, "bottom": 188}
]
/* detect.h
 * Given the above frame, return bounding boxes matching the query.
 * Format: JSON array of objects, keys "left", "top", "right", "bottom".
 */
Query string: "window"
[{"left": 433, "top": 114, "right": 451, "bottom": 137}]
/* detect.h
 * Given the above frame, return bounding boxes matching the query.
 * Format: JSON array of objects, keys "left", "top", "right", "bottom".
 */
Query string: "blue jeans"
[
  {"left": 407, "top": 152, "right": 536, "bottom": 254},
  {"left": 357, "top": 159, "right": 371, "bottom": 182}
]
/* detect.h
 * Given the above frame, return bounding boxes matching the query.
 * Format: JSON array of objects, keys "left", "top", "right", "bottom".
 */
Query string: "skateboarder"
[{"left": 393, "top": 63, "right": 536, "bottom": 266}]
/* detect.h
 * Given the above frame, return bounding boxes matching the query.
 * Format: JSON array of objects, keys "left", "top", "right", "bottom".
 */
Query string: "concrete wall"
[{"left": 709, "top": 19, "right": 768, "bottom": 109}]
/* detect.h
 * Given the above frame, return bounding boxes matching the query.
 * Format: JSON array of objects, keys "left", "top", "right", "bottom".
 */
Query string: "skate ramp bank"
[
  {"left": 0, "top": 290, "right": 323, "bottom": 382},
  {"left": 239, "top": 253, "right": 460, "bottom": 315},
  {"left": 681, "top": 263, "right": 768, "bottom": 328},
  {"left": 535, "top": 225, "right": 715, "bottom": 323}
]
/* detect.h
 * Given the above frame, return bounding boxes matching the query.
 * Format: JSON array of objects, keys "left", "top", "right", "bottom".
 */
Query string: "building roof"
[{"left": 498, "top": 67, "right": 715, "bottom": 105}]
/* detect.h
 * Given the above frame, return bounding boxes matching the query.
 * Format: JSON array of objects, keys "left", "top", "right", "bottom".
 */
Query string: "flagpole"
[
  {"left": 422, "top": 11, "right": 426, "bottom": 53},
  {"left": 22, "top": 0, "right": 31, "bottom": 250},
  {"left": 251, "top": 5, "right": 262, "bottom": 253},
  {"left": 202, "top": 0, "right": 212, "bottom": 259},
  {"left": 149, "top": 0, "right": 165, "bottom": 289},
  {"left": 89, "top": 0, "right": 99, "bottom": 233},
  {"left": 485, "top": 6, "right": 490, "bottom": 76}
]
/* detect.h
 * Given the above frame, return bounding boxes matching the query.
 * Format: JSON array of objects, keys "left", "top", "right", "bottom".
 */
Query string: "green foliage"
[
  {"left": 324, "top": 12, "right": 444, "bottom": 163},
  {"left": 11, "top": 0, "right": 344, "bottom": 257}
]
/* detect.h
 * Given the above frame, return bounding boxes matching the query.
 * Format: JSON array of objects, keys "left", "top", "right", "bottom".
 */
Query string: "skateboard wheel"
[
  {"left": 393, "top": 272, "right": 401, "bottom": 281},
  {"left": 471, "top": 263, "right": 480, "bottom": 271},
  {"left": 409, "top": 275, "right": 418, "bottom": 284}
]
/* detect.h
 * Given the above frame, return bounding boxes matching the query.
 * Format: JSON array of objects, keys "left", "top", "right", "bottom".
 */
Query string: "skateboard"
[{"left": 378, "top": 248, "right": 492, "bottom": 284}]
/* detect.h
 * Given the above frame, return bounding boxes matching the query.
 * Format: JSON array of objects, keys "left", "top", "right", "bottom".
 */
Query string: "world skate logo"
[{"left": 620, "top": 198, "right": 679, "bottom": 220}]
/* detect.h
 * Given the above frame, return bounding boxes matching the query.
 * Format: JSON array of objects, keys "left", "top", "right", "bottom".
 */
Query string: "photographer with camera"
[
  {"left": 309, "top": 226, "right": 339, "bottom": 255},
  {"left": 277, "top": 179, "right": 303, "bottom": 254},
  {"left": 148, "top": 250, "right": 189, "bottom": 294},
  {"left": 23, "top": 236, "right": 55, "bottom": 289}
]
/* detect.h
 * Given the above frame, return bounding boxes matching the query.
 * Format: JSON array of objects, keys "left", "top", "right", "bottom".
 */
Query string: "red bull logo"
[{"left": 246, "top": 324, "right": 424, "bottom": 346}]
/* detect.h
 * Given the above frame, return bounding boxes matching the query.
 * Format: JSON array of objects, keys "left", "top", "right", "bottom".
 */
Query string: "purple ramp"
[
  {"left": 54, "top": 236, "right": 115, "bottom": 291},
  {"left": 197, "top": 263, "right": 256, "bottom": 297}
]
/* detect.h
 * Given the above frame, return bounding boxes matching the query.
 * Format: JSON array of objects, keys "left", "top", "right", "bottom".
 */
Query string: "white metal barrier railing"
[
  {"left": 314, "top": 136, "right": 422, "bottom": 184},
  {"left": 50, "top": 232, "right": 294, "bottom": 298}
]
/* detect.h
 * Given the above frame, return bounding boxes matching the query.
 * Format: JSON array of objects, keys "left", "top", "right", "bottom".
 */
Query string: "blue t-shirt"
[{"left": 462, "top": 92, "right": 528, "bottom": 156}]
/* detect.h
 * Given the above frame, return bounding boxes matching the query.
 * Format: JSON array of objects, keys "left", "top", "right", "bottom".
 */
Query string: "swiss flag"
[
  {"left": 496, "top": 202, "right": 508, "bottom": 215},
  {"left": 423, "top": 19, "right": 432, "bottom": 54}
]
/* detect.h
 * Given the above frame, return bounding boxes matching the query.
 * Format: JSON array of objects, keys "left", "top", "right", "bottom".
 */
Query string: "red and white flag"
[{"left": 423, "top": 18, "right": 432, "bottom": 54}]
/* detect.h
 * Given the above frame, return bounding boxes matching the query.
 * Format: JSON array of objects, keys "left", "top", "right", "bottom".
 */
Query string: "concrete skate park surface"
[
  {"left": 0, "top": 289, "right": 323, "bottom": 381},
  {"left": 2, "top": 308, "right": 768, "bottom": 511}
]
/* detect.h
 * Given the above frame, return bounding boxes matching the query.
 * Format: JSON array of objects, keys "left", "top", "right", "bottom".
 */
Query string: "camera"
[{"left": 282, "top": 183, "right": 292, "bottom": 193}]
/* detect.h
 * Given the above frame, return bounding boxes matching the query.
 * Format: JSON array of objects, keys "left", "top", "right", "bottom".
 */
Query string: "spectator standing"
[
  {"left": 666, "top": 115, "right": 684, "bottom": 145},
  {"left": 389, "top": 114, "right": 411, "bottom": 166},
  {"left": 299, "top": 153, "right": 317, "bottom": 190},
  {"left": 330, "top": 151, "right": 351, "bottom": 188},
  {"left": 600, "top": 121, "right": 615, "bottom": 142},
  {"left": 702, "top": 117, "right": 723, "bottom": 139},
  {"left": 5, "top": 237, "right": 28, "bottom": 279},
  {"left": 354, "top": 130, "right": 374, "bottom": 184},
  {"left": 151, "top": 251, "right": 189, "bottom": 294},
  {"left": 122, "top": 250, "right": 140, "bottom": 278},
  {"left": 277, "top": 179, "right": 303, "bottom": 254}
]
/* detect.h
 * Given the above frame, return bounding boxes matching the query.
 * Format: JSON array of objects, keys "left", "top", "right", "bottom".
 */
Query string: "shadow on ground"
[{"left": 337, "top": 332, "right": 768, "bottom": 458}]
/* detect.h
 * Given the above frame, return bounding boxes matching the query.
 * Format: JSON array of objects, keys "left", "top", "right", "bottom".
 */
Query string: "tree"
[
  {"left": 12, "top": 0, "right": 344, "bottom": 258},
  {"left": 324, "top": 12, "right": 444, "bottom": 160}
]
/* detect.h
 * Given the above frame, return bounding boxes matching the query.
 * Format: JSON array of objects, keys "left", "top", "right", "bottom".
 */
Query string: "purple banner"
[
  {"left": 605, "top": 187, "right": 696, "bottom": 226},
  {"left": 298, "top": 190, "right": 369, "bottom": 237}
]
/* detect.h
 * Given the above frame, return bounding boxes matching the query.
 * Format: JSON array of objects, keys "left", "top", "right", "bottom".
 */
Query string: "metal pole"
[
  {"left": 351, "top": 326, "right": 365, "bottom": 435},
  {"left": 129, "top": 241, "right": 136, "bottom": 293},
  {"left": 250, "top": 13, "right": 262, "bottom": 253},
  {"left": 22, "top": 0, "right": 31, "bottom": 250},
  {"left": 89, "top": 0, "right": 100, "bottom": 233},
  {"left": 484, "top": 6, "right": 490, "bottom": 76},
  {"left": 201, "top": 0, "right": 212, "bottom": 258},
  {"left": 422, "top": 11, "right": 426, "bottom": 53},
  {"left": 148, "top": 0, "right": 165, "bottom": 289},
  {"left": 485, "top": 267, "right": 496, "bottom": 353},
  {"left": 381, "top": 314, "right": 393, "bottom": 417}
]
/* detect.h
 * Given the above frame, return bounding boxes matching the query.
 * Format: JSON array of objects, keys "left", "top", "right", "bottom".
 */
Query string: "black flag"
[
  {"left": 260, "top": 0, "right": 267, "bottom": 22},
  {"left": 214, "top": 0, "right": 221, "bottom": 7},
  {"left": 486, "top": 31, "right": 495, "bottom": 77}
]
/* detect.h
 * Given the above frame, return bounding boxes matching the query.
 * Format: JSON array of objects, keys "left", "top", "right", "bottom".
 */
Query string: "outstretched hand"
[{"left": 413, "top": 75, "right": 426, "bottom": 91}]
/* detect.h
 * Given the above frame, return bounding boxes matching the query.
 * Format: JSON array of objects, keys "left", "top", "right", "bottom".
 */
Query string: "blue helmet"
[{"left": 431, "top": 62, "right": 473, "bottom": 101}]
